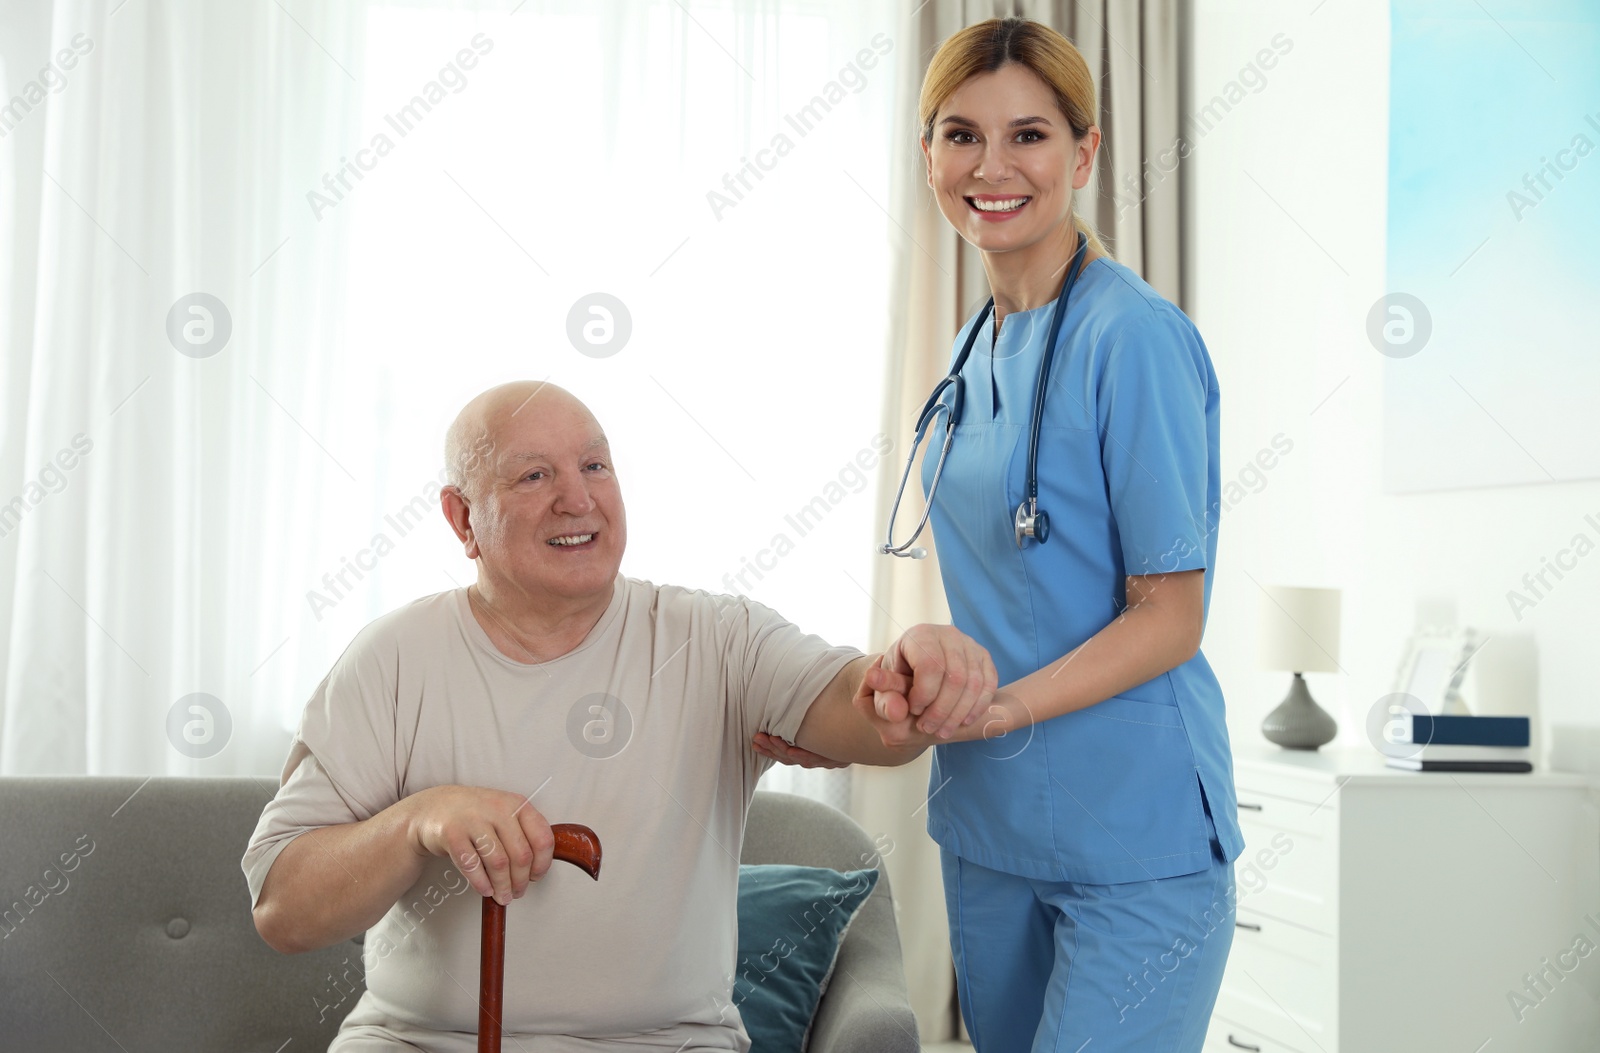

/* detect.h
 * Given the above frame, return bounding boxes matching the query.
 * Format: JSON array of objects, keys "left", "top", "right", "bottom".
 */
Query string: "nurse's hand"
[
  {"left": 882, "top": 624, "right": 999, "bottom": 740},
  {"left": 751, "top": 732, "right": 849, "bottom": 769}
]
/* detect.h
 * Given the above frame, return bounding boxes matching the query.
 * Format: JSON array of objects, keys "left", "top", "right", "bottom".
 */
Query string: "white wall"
[{"left": 1189, "top": 0, "right": 1600, "bottom": 768}]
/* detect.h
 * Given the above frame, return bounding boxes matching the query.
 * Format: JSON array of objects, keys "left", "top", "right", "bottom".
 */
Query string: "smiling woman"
[{"left": 871, "top": 16, "right": 1243, "bottom": 1053}]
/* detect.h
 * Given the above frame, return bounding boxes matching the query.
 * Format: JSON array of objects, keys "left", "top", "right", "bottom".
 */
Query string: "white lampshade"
[{"left": 1258, "top": 586, "right": 1341, "bottom": 673}]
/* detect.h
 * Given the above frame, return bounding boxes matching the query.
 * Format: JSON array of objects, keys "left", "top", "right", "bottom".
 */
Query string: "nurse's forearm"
[{"left": 951, "top": 599, "right": 1197, "bottom": 742}]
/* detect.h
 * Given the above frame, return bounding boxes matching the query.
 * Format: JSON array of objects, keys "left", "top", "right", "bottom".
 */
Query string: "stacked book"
[{"left": 1385, "top": 714, "right": 1533, "bottom": 773}]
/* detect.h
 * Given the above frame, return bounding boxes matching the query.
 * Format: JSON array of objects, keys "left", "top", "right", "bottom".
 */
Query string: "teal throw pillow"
[{"left": 733, "top": 864, "right": 880, "bottom": 1052}]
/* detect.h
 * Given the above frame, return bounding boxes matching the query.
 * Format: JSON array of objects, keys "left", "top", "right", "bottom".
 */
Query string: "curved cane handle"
[
  {"left": 479, "top": 824, "right": 602, "bottom": 1053},
  {"left": 550, "top": 823, "right": 602, "bottom": 879}
]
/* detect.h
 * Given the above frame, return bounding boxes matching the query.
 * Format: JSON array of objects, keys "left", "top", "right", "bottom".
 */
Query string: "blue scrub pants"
[{"left": 940, "top": 836, "right": 1236, "bottom": 1053}]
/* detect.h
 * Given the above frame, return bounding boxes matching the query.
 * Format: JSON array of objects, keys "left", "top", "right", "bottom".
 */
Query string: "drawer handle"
[
  {"left": 1238, "top": 801, "right": 1264, "bottom": 811},
  {"left": 1236, "top": 920, "right": 1262, "bottom": 932},
  {"left": 1227, "top": 1036, "right": 1262, "bottom": 1051}
]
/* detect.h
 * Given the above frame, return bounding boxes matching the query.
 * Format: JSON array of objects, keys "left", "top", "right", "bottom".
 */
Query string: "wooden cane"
[{"left": 478, "top": 824, "right": 602, "bottom": 1053}]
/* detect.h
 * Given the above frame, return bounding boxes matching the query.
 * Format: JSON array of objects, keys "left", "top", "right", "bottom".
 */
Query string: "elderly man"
[{"left": 243, "top": 381, "right": 996, "bottom": 1052}]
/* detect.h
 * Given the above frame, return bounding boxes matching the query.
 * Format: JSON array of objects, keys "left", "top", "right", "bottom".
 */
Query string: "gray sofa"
[{"left": 0, "top": 778, "right": 918, "bottom": 1052}]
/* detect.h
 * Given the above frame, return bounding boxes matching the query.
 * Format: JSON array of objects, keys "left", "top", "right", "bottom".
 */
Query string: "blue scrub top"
[{"left": 921, "top": 256, "right": 1245, "bottom": 885}]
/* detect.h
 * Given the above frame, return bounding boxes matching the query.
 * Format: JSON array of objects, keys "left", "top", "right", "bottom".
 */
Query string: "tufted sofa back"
[{"left": 1, "top": 776, "right": 366, "bottom": 1051}]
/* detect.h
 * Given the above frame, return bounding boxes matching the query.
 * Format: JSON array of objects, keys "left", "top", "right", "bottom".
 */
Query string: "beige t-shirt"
[{"left": 241, "top": 576, "right": 860, "bottom": 1053}]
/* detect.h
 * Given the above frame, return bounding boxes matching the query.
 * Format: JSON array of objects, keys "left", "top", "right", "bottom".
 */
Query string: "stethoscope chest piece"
[{"left": 1014, "top": 499, "right": 1049, "bottom": 549}]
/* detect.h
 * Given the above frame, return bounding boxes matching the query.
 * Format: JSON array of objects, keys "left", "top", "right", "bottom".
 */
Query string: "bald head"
[
  {"left": 444, "top": 381, "right": 599, "bottom": 501},
  {"left": 440, "top": 380, "right": 625, "bottom": 614}
]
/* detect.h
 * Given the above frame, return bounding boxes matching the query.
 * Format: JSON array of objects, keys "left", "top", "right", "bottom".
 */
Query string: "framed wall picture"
[{"left": 1383, "top": 1, "right": 1600, "bottom": 491}]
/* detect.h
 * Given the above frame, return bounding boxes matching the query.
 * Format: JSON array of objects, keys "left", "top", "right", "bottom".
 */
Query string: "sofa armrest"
[
  {"left": 807, "top": 882, "right": 920, "bottom": 1053},
  {"left": 809, "top": 953, "right": 921, "bottom": 1053},
  {"left": 741, "top": 793, "right": 921, "bottom": 1053}
]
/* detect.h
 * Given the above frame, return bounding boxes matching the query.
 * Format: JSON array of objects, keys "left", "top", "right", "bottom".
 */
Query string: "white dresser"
[{"left": 1205, "top": 743, "right": 1600, "bottom": 1053}]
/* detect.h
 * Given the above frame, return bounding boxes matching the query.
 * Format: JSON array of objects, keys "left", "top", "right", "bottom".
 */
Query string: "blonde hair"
[{"left": 918, "top": 16, "right": 1109, "bottom": 259}]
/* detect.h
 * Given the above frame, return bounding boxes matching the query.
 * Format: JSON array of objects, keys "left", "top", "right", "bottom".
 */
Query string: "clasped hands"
[{"left": 753, "top": 623, "right": 1003, "bottom": 770}]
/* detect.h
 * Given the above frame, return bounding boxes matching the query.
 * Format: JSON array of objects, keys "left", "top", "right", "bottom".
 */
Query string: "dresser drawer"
[
  {"left": 1234, "top": 810, "right": 1336, "bottom": 933},
  {"left": 1234, "top": 769, "right": 1339, "bottom": 839},
  {"left": 1205, "top": 1015, "right": 1312, "bottom": 1053},
  {"left": 1216, "top": 908, "right": 1336, "bottom": 1052}
]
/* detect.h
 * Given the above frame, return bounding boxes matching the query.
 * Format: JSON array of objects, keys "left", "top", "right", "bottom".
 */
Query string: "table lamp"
[{"left": 1258, "top": 585, "right": 1341, "bottom": 750}]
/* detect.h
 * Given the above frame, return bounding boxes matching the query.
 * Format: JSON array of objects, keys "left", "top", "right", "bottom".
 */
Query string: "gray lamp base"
[{"left": 1261, "top": 672, "right": 1337, "bottom": 750}]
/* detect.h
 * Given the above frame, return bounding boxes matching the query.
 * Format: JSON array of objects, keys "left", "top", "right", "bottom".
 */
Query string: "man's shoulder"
[
  {"left": 341, "top": 589, "right": 462, "bottom": 659},
  {"left": 622, "top": 576, "right": 764, "bottom": 628}
]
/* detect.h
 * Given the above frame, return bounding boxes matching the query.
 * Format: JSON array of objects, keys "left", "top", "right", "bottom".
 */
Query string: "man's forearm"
[
  {"left": 793, "top": 656, "right": 929, "bottom": 767},
  {"left": 833, "top": 726, "right": 929, "bottom": 767},
  {"left": 253, "top": 797, "right": 425, "bottom": 955}
]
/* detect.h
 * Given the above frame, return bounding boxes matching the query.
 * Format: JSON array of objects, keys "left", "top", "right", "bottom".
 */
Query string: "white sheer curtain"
[
  {"left": 0, "top": 0, "right": 897, "bottom": 785},
  {"left": 0, "top": 0, "right": 367, "bottom": 774}
]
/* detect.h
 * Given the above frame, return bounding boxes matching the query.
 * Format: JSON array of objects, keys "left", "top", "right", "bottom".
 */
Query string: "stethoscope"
[{"left": 881, "top": 231, "right": 1090, "bottom": 559}]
